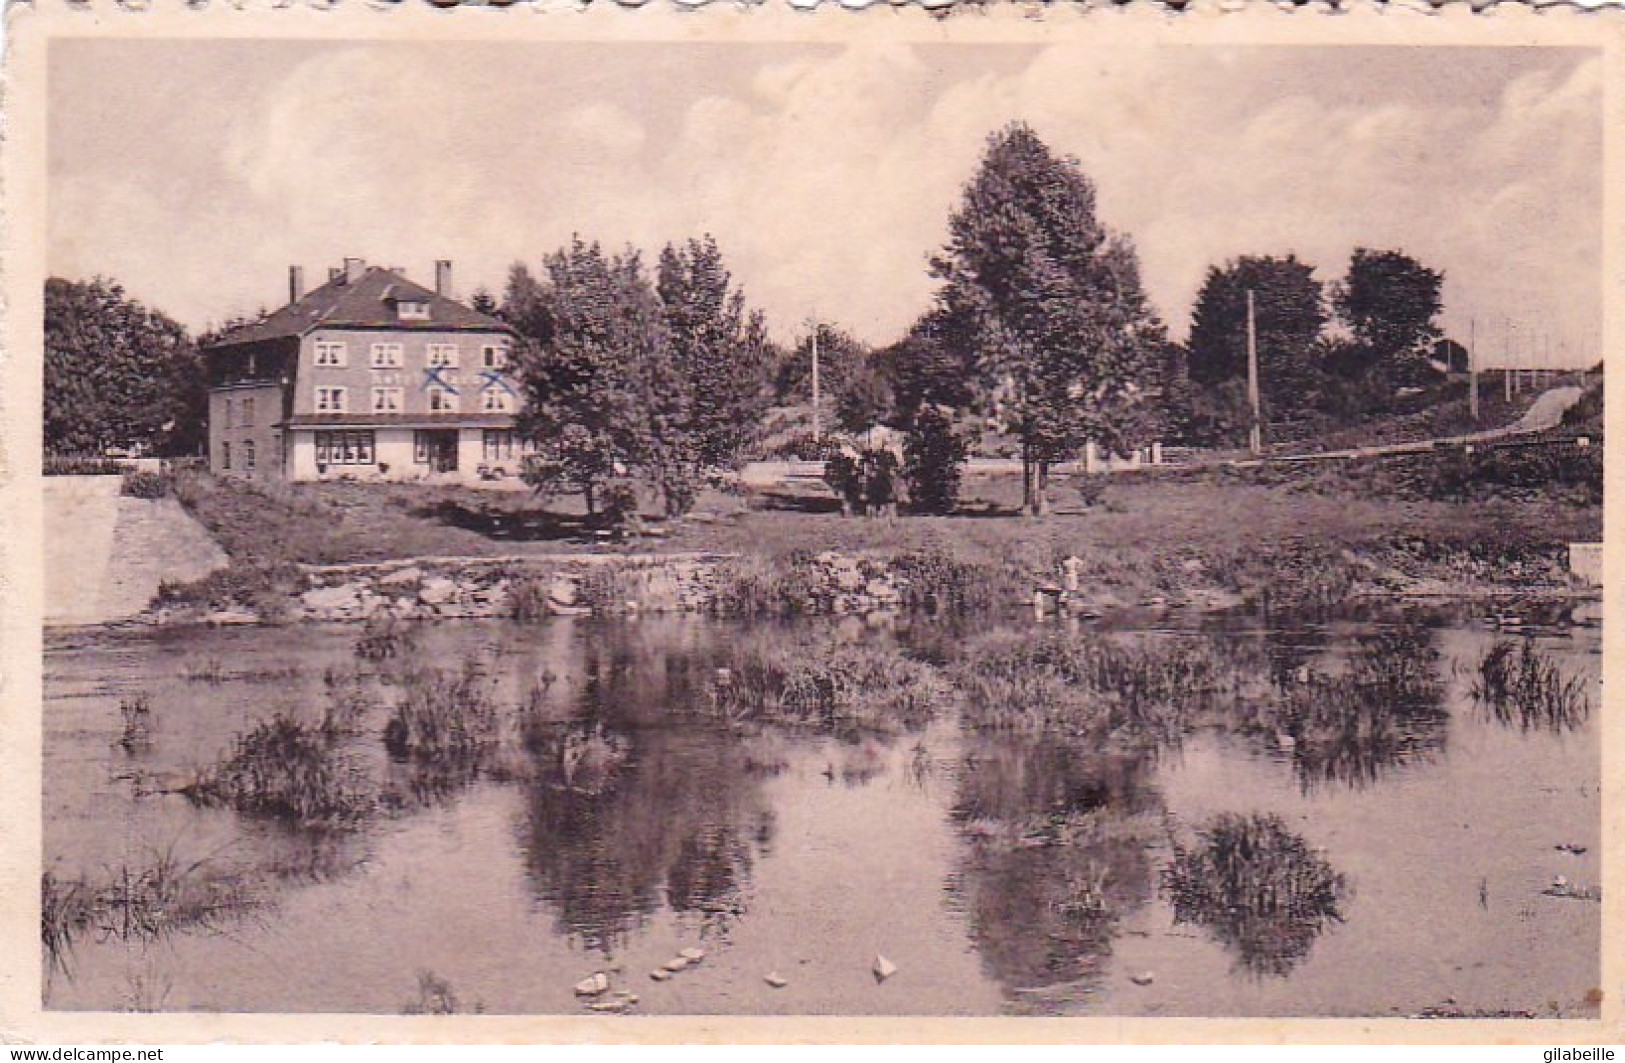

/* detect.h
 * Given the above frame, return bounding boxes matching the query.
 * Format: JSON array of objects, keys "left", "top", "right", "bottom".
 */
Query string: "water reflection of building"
[{"left": 947, "top": 735, "right": 1164, "bottom": 1008}]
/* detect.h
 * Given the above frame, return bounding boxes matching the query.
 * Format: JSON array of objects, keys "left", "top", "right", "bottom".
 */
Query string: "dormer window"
[{"left": 397, "top": 300, "right": 431, "bottom": 321}]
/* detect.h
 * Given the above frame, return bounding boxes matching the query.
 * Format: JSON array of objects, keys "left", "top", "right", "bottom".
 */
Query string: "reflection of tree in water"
[
  {"left": 518, "top": 635, "right": 775, "bottom": 957},
  {"left": 947, "top": 735, "right": 1163, "bottom": 1001},
  {"left": 1163, "top": 812, "right": 1346, "bottom": 979}
]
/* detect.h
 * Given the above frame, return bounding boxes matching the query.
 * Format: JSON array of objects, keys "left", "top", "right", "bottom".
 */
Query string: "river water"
[{"left": 42, "top": 604, "right": 1600, "bottom": 1016}]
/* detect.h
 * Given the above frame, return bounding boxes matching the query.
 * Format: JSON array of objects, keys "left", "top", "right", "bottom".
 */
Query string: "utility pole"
[
  {"left": 1468, "top": 318, "right": 1479, "bottom": 422},
  {"left": 1246, "top": 289, "right": 1262, "bottom": 455},
  {"left": 1504, "top": 318, "right": 1513, "bottom": 403},
  {"left": 810, "top": 322, "right": 822, "bottom": 444}
]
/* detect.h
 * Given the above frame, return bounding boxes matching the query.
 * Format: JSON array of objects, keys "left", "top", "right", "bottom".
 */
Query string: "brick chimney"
[
  {"left": 289, "top": 265, "right": 305, "bottom": 305},
  {"left": 344, "top": 257, "right": 366, "bottom": 285},
  {"left": 435, "top": 260, "right": 453, "bottom": 298}
]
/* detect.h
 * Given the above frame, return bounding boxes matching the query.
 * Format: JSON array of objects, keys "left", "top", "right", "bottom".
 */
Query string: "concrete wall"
[{"left": 44, "top": 475, "right": 228, "bottom": 626}]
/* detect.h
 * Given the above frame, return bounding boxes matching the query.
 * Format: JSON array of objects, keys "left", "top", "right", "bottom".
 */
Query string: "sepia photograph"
[{"left": 18, "top": 16, "right": 1608, "bottom": 1030}]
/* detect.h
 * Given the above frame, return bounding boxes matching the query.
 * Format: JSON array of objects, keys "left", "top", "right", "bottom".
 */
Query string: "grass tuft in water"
[
  {"left": 320, "top": 666, "right": 376, "bottom": 736},
  {"left": 183, "top": 657, "right": 226, "bottom": 684},
  {"left": 711, "top": 634, "right": 948, "bottom": 735},
  {"left": 354, "top": 614, "right": 419, "bottom": 662},
  {"left": 43, "top": 849, "right": 262, "bottom": 986},
  {"left": 116, "top": 693, "right": 154, "bottom": 752},
  {"left": 383, "top": 662, "right": 501, "bottom": 761},
  {"left": 186, "top": 712, "right": 375, "bottom": 828},
  {"left": 1163, "top": 812, "right": 1346, "bottom": 978},
  {"left": 1472, "top": 639, "right": 1592, "bottom": 733},
  {"left": 954, "top": 632, "right": 1235, "bottom": 740},
  {"left": 402, "top": 969, "right": 466, "bottom": 1015}
]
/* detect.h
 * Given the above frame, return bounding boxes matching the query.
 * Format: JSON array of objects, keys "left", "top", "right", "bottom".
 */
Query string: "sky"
[{"left": 48, "top": 40, "right": 1603, "bottom": 366}]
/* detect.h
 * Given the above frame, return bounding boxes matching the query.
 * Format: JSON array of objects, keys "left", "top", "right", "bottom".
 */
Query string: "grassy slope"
[{"left": 167, "top": 460, "right": 1598, "bottom": 614}]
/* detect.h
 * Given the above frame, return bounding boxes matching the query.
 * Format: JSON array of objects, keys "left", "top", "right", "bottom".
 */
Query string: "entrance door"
[
  {"left": 430, "top": 431, "right": 459, "bottom": 473},
  {"left": 416, "top": 429, "right": 459, "bottom": 473}
]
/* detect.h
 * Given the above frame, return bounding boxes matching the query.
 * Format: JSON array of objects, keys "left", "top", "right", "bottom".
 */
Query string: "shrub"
[
  {"left": 156, "top": 560, "right": 307, "bottom": 619},
  {"left": 507, "top": 575, "right": 552, "bottom": 623},
  {"left": 823, "top": 452, "right": 865, "bottom": 514},
  {"left": 120, "top": 471, "right": 170, "bottom": 499},
  {"left": 902, "top": 405, "right": 969, "bottom": 515},
  {"left": 890, "top": 547, "right": 1018, "bottom": 615},
  {"left": 44, "top": 454, "right": 127, "bottom": 476}
]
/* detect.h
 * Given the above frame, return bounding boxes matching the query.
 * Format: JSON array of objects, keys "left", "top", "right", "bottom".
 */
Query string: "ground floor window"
[
  {"left": 315, "top": 430, "right": 375, "bottom": 466},
  {"left": 481, "top": 429, "right": 536, "bottom": 462},
  {"left": 221, "top": 441, "right": 231, "bottom": 470},
  {"left": 244, "top": 440, "right": 256, "bottom": 471}
]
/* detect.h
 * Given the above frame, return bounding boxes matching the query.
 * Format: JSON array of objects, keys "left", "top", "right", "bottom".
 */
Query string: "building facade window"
[
  {"left": 223, "top": 397, "right": 234, "bottom": 429},
  {"left": 481, "top": 343, "right": 509, "bottom": 370},
  {"left": 371, "top": 343, "right": 403, "bottom": 368},
  {"left": 241, "top": 397, "right": 255, "bottom": 426},
  {"left": 414, "top": 432, "right": 432, "bottom": 465},
  {"left": 482, "top": 429, "right": 535, "bottom": 462},
  {"left": 244, "top": 440, "right": 256, "bottom": 471},
  {"left": 221, "top": 441, "right": 232, "bottom": 470},
  {"left": 371, "top": 387, "right": 403, "bottom": 413},
  {"left": 315, "top": 430, "right": 375, "bottom": 466},
  {"left": 315, "top": 386, "right": 348, "bottom": 413},
  {"left": 314, "top": 341, "right": 347, "bottom": 367},
  {"left": 427, "top": 386, "right": 458, "bottom": 413},
  {"left": 427, "top": 343, "right": 460, "bottom": 368},
  {"left": 480, "top": 388, "right": 513, "bottom": 413},
  {"left": 398, "top": 301, "right": 431, "bottom": 321}
]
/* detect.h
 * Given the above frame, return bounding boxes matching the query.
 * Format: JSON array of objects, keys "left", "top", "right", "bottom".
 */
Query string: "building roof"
[{"left": 206, "top": 266, "right": 512, "bottom": 349}]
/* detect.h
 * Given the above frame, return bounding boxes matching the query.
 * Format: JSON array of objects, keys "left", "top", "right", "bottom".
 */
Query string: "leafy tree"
[
  {"left": 1332, "top": 248, "right": 1444, "bottom": 388},
  {"left": 902, "top": 403, "right": 970, "bottom": 514},
  {"left": 655, "top": 235, "right": 772, "bottom": 478},
  {"left": 469, "top": 287, "right": 499, "bottom": 317},
  {"left": 501, "top": 262, "right": 555, "bottom": 348},
  {"left": 876, "top": 308, "right": 979, "bottom": 426},
  {"left": 511, "top": 239, "right": 670, "bottom": 518},
  {"left": 1186, "top": 254, "right": 1327, "bottom": 421},
  {"left": 44, "top": 277, "right": 204, "bottom": 456},
  {"left": 929, "top": 122, "right": 1168, "bottom": 515},
  {"left": 509, "top": 236, "right": 773, "bottom": 519}
]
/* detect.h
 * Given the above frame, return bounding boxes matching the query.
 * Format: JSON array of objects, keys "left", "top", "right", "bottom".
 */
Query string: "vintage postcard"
[{"left": 1, "top": 0, "right": 1619, "bottom": 1045}]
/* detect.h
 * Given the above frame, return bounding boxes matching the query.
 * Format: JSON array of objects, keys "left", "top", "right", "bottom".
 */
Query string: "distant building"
[{"left": 204, "top": 258, "right": 528, "bottom": 482}]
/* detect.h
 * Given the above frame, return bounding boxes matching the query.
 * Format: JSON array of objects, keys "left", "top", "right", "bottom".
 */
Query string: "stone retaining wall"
[{"left": 288, "top": 551, "right": 908, "bottom": 623}]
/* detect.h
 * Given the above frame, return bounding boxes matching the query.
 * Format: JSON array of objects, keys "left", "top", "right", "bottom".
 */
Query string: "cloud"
[{"left": 49, "top": 43, "right": 1603, "bottom": 364}]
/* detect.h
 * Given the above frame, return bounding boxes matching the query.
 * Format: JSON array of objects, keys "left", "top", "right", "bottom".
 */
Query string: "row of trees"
[
  {"left": 44, "top": 119, "right": 1453, "bottom": 523},
  {"left": 1172, "top": 248, "right": 1446, "bottom": 445},
  {"left": 499, "top": 123, "right": 1170, "bottom": 517}
]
